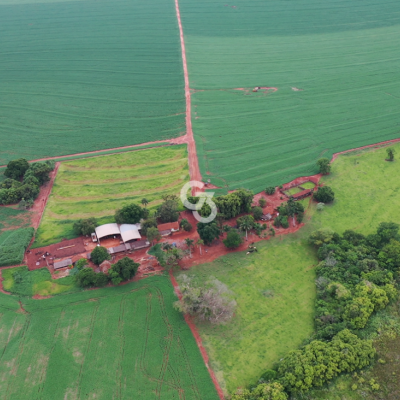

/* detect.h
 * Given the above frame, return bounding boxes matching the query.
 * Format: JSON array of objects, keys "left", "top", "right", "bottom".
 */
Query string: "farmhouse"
[
  {"left": 94, "top": 223, "right": 142, "bottom": 243},
  {"left": 157, "top": 221, "right": 180, "bottom": 237}
]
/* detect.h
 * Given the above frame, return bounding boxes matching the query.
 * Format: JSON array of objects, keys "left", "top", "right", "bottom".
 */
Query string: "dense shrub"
[
  {"left": 265, "top": 187, "right": 276, "bottom": 195},
  {"left": 314, "top": 186, "right": 335, "bottom": 203},
  {"left": 73, "top": 218, "right": 97, "bottom": 236},
  {"left": 90, "top": 246, "right": 111, "bottom": 266}
]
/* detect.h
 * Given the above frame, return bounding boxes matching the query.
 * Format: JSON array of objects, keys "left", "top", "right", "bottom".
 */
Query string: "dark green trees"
[
  {"left": 314, "top": 186, "right": 335, "bottom": 203},
  {"left": 316, "top": 158, "right": 331, "bottom": 175},
  {"left": 90, "top": 246, "right": 111, "bottom": 265},
  {"left": 115, "top": 203, "right": 147, "bottom": 224}
]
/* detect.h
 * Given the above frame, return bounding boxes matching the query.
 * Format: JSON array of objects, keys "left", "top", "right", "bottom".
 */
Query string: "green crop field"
[
  {"left": 0, "top": 206, "right": 31, "bottom": 232},
  {"left": 34, "top": 145, "right": 189, "bottom": 247},
  {"left": 0, "top": 0, "right": 185, "bottom": 165},
  {"left": 2, "top": 266, "right": 77, "bottom": 296},
  {"left": 179, "top": 0, "right": 400, "bottom": 193},
  {"left": 0, "top": 275, "right": 219, "bottom": 399},
  {"left": 0, "top": 227, "right": 34, "bottom": 267}
]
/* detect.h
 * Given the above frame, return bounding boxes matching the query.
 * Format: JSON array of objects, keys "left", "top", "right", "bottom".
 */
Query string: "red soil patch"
[{"left": 169, "top": 270, "right": 225, "bottom": 400}]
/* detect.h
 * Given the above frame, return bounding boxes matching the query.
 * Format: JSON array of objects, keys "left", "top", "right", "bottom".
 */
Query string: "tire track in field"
[
  {"left": 35, "top": 308, "right": 65, "bottom": 399},
  {"left": 76, "top": 301, "right": 99, "bottom": 400},
  {"left": 4, "top": 313, "right": 32, "bottom": 400},
  {"left": 139, "top": 288, "right": 183, "bottom": 397}
]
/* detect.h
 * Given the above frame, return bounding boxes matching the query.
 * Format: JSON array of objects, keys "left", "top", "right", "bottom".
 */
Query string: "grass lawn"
[
  {"left": 176, "top": 232, "right": 317, "bottom": 394},
  {"left": 0, "top": 275, "right": 219, "bottom": 400},
  {"left": 1, "top": 266, "right": 77, "bottom": 296},
  {"left": 34, "top": 145, "right": 189, "bottom": 247}
]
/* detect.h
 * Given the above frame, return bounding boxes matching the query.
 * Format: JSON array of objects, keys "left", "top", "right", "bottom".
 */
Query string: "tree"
[
  {"left": 386, "top": 147, "right": 395, "bottom": 161},
  {"left": 90, "top": 246, "right": 111, "bottom": 265},
  {"left": 197, "top": 221, "right": 221, "bottom": 245},
  {"left": 75, "top": 267, "right": 97, "bottom": 287},
  {"left": 94, "top": 272, "right": 109, "bottom": 287},
  {"left": 18, "top": 198, "right": 34, "bottom": 210},
  {"left": 109, "top": 257, "right": 139, "bottom": 284},
  {"left": 259, "top": 197, "right": 267, "bottom": 207},
  {"left": 146, "top": 226, "right": 161, "bottom": 245},
  {"left": 25, "top": 161, "right": 54, "bottom": 185},
  {"left": 343, "top": 296, "right": 374, "bottom": 329},
  {"left": 196, "top": 239, "right": 204, "bottom": 255},
  {"left": 180, "top": 218, "right": 192, "bottom": 232},
  {"left": 115, "top": 203, "right": 145, "bottom": 224},
  {"left": 265, "top": 187, "right": 275, "bottom": 195},
  {"left": 278, "top": 329, "right": 375, "bottom": 392},
  {"left": 376, "top": 222, "right": 400, "bottom": 247},
  {"left": 314, "top": 186, "right": 335, "bottom": 203},
  {"left": 252, "top": 206, "right": 263, "bottom": 221},
  {"left": 174, "top": 275, "right": 236, "bottom": 324},
  {"left": 317, "top": 158, "right": 331, "bottom": 175},
  {"left": 141, "top": 198, "right": 149, "bottom": 207},
  {"left": 75, "top": 258, "right": 89, "bottom": 270},
  {"left": 4, "top": 158, "right": 29, "bottom": 180},
  {"left": 237, "top": 215, "right": 255, "bottom": 240},
  {"left": 309, "top": 228, "right": 336, "bottom": 247},
  {"left": 157, "top": 195, "right": 179, "bottom": 223},
  {"left": 73, "top": 218, "right": 97, "bottom": 236},
  {"left": 140, "top": 218, "right": 157, "bottom": 236},
  {"left": 184, "top": 238, "right": 195, "bottom": 256},
  {"left": 232, "top": 382, "right": 288, "bottom": 400},
  {"left": 223, "top": 230, "right": 243, "bottom": 249}
]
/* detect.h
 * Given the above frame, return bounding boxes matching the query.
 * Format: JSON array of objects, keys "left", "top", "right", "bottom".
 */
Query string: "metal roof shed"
[
  {"left": 120, "top": 224, "right": 141, "bottom": 242},
  {"left": 54, "top": 258, "right": 72, "bottom": 269},
  {"left": 95, "top": 223, "right": 121, "bottom": 240}
]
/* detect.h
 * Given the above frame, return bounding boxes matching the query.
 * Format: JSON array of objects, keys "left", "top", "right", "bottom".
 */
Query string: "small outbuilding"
[
  {"left": 99, "top": 260, "right": 112, "bottom": 274},
  {"left": 157, "top": 221, "right": 180, "bottom": 233},
  {"left": 54, "top": 258, "right": 72, "bottom": 270},
  {"left": 261, "top": 213, "right": 272, "bottom": 221}
]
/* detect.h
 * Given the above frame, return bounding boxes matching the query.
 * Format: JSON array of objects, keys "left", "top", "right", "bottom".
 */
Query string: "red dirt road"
[
  {"left": 174, "top": 0, "right": 202, "bottom": 193},
  {"left": 169, "top": 271, "right": 225, "bottom": 400}
]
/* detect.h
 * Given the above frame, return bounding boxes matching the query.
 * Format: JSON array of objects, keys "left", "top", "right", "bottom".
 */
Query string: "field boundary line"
[
  {"left": 174, "top": 0, "right": 202, "bottom": 190},
  {"left": 169, "top": 271, "right": 225, "bottom": 400}
]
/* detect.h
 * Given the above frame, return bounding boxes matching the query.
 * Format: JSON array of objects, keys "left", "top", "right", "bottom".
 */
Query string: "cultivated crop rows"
[{"left": 0, "top": 277, "right": 219, "bottom": 400}]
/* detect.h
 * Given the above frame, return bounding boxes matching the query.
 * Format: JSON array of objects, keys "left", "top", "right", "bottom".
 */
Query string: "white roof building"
[{"left": 94, "top": 223, "right": 142, "bottom": 243}]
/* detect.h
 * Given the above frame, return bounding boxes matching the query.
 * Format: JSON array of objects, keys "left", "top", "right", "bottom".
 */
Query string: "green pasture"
[
  {"left": 180, "top": 0, "right": 400, "bottom": 192},
  {"left": 2, "top": 266, "right": 76, "bottom": 296},
  {"left": 176, "top": 233, "right": 317, "bottom": 394},
  {"left": 34, "top": 145, "right": 189, "bottom": 247},
  {"left": 0, "top": 0, "right": 185, "bottom": 165},
  {"left": 0, "top": 275, "right": 219, "bottom": 400},
  {"left": 177, "top": 143, "right": 400, "bottom": 394},
  {"left": 309, "top": 142, "right": 400, "bottom": 235}
]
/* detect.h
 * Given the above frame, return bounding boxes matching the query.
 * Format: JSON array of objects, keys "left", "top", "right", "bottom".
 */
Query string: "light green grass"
[
  {"left": 180, "top": 0, "right": 400, "bottom": 192},
  {"left": 0, "top": 275, "right": 219, "bottom": 400},
  {"left": 286, "top": 186, "right": 303, "bottom": 195},
  {"left": 0, "top": 207, "right": 31, "bottom": 232},
  {"left": 0, "top": 0, "right": 185, "bottom": 165},
  {"left": 176, "top": 232, "right": 317, "bottom": 394},
  {"left": 301, "top": 181, "right": 316, "bottom": 190},
  {"left": 1, "top": 266, "right": 77, "bottom": 296},
  {"left": 34, "top": 145, "right": 189, "bottom": 247},
  {"left": 309, "top": 142, "right": 400, "bottom": 235}
]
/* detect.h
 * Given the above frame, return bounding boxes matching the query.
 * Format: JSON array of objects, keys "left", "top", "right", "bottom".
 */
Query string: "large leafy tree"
[
  {"left": 109, "top": 257, "right": 139, "bottom": 285},
  {"left": 75, "top": 268, "right": 97, "bottom": 287},
  {"left": 313, "top": 186, "right": 335, "bottom": 203},
  {"left": 157, "top": 195, "right": 179, "bottom": 223},
  {"left": 223, "top": 230, "right": 243, "bottom": 249},
  {"left": 316, "top": 158, "right": 331, "bottom": 175},
  {"left": 146, "top": 226, "right": 161, "bottom": 245},
  {"left": 4, "top": 158, "right": 29, "bottom": 180},
  {"left": 73, "top": 218, "right": 97, "bottom": 236},
  {"left": 237, "top": 215, "right": 255, "bottom": 240},
  {"left": 232, "top": 382, "right": 288, "bottom": 400},
  {"left": 115, "top": 203, "right": 146, "bottom": 224},
  {"left": 197, "top": 221, "right": 221, "bottom": 245},
  {"left": 90, "top": 246, "right": 111, "bottom": 265}
]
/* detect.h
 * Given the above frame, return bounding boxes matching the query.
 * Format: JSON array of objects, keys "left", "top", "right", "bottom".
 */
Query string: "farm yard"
[
  {"left": 0, "top": 0, "right": 185, "bottom": 165},
  {"left": 34, "top": 145, "right": 189, "bottom": 247},
  {"left": 0, "top": 276, "right": 219, "bottom": 400},
  {"left": 180, "top": 0, "right": 400, "bottom": 192}
]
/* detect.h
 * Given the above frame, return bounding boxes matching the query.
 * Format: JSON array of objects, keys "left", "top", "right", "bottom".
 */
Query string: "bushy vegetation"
[
  {"left": 274, "top": 197, "right": 305, "bottom": 228},
  {"left": 0, "top": 159, "right": 54, "bottom": 206},
  {"left": 115, "top": 203, "right": 148, "bottom": 224},
  {"left": 314, "top": 186, "right": 335, "bottom": 203},
  {"left": 0, "top": 227, "right": 34, "bottom": 266}
]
